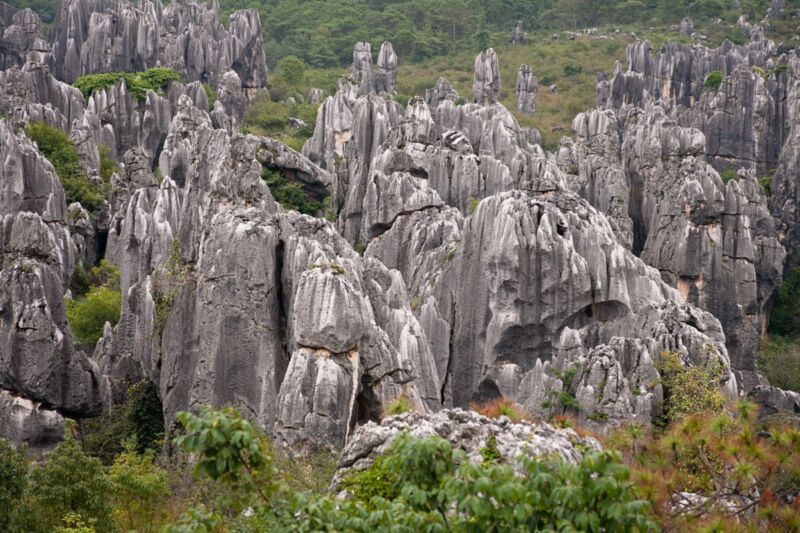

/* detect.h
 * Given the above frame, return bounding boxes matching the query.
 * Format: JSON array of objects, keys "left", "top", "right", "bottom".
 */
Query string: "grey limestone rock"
[
  {"left": 0, "top": 388, "right": 64, "bottom": 452},
  {"left": 516, "top": 64, "right": 537, "bottom": 116},
  {"left": 425, "top": 77, "right": 459, "bottom": 108},
  {"left": 375, "top": 41, "right": 397, "bottom": 94},
  {"left": 50, "top": 0, "right": 267, "bottom": 89},
  {"left": 679, "top": 17, "right": 694, "bottom": 36},
  {"left": 336, "top": 409, "right": 601, "bottom": 485},
  {"left": 472, "top": 48, "right": 500, "bottom": 105},
  {"left": 0, "top": 212, "right": 103, "bottom": 418}
]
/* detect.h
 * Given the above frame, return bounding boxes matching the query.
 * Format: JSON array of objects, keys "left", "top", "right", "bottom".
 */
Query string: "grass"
[{"left": 470, "top": 397, "right": 529, "bottom": 423}]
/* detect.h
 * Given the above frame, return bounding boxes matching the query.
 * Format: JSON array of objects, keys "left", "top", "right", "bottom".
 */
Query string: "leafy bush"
[
  {"left": 31, "top": 429, "right": 114, "bottom": 532},
  {"left": 262, "top": 166, "right": 322, "bottom": 215},
  {"left": 719, "top": 166, "right": 738, "bottom": 183},
  {"left": 769, "top": 264, "right": 800, "bottom": 338},
  {"left": 109, "top": 446, "right": 169, "bottom": 532},
  {"left": 169, "top": 408, "right": 655, "bottom": 532},
  {"left": 26, "top": 122, "right": 105, "bottom": 212},
  {"left": 202, "top": 83, "right": 217, "bottom": 108},
  {"left": 704, "top": 70, "right": 724, "bottom": 91},
  {"left": 758, "top": 336, "right": 800, "bottom": 393},
  {"left": 657, "top": 351, "right": 726, "bottom": 424},
  {"left": 0, "top": 438, "right": 29, "bottom": 531},
  {"left": 67, "top": 260, "right": 120, "bottom": 344},
  {"left": 82, "top": 380, "right": 165, "bottom": 463},
  {"left": 98, "top": 146, "right": 119, "bottom": 181},
  {"left": 73, "top": 67, "right": 181, "bottom": 100},
  {"left": 67, "top": 285, "right": 121, "bottom": 345}
]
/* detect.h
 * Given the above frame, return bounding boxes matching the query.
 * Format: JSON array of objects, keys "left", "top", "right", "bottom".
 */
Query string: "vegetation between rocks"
[{"left": 73, "top": 67, "right": 182, "bottom": 101}]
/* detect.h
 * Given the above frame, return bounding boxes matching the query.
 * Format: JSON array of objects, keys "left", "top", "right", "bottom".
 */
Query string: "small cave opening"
[{"left": 470, "top": 378, "right": 502, "bottom": 405}]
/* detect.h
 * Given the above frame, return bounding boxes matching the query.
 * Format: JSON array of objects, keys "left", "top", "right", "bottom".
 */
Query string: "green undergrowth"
[
  {"left": 66, "top": 260, "right": 121, "bottom": 345},
  {"left": 73, "top": 67, "right": 181, "bottom": 101},
  {"left": 261, "top": 166, "right": 322, "bottom": 215},
  {"left": 25, "top": 122, "right": 107, "bottom": 213}
]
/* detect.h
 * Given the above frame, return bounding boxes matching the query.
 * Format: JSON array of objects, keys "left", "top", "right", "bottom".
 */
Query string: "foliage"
[
  {"left": 262, "top": 166, "right": 323, "bottom": 215},
  {"left": 0, "top": 439, "right": 29, "bottom": 531},
  {"left": 244, "top": 95, "right": 319, "bottom": 150},
  {"left": 73, "top": 67, "right": 181, "bottom": 100},
  {"left": 758, "top": 336, "right": 800, "bottom": 394},
  {"left": 611, "top": 403, "right": 800, "bottom": 531},
  {"left": 67, "top": 285, "right": 121, "bottom": 344},
  {"left": 173, "top": 407, "right": 277, "bottom": 512},
  {"left": 202, "top": 82, "right": 218, "bottom": 108},
  {"left": 704, "top": 70, "right": 724, "bottom": 91},
  {"left": 109, "top": 446, "right": 170, "bottom": 532},
  {"left": 66, "top": 261, "right": 122, "bottom": 345},
  {"left": 470, "top": 397, "right": 528, "bottom": 422},
  {"left": 719, "top": 166, "right": 738, "bottom": 183},
  {"left": 758, "top": 168, "right": 775, "bottom": 196},
  {"left": 657, "top": 351, "right": 726, "bottom": 424},
  {"left": 82, "top": 380, "right": 165, "bottom": 463},
  {"left": 26, "top": 122, "right": 106, "bottom": 212},
  {"left": 98, "top": 145, "right": 119, "bottom": 181},
  {"left": 769, "top": 263, "right": 800, "bottom": 338},
  {"left": 30, "top": 431, "right": 114, "bottom": 532},
  {"left": 468, "top": 196, "right": 479, "bottom": 214},
  {"left": 383, "top": 391, "right": 415, "bottom": 417}
]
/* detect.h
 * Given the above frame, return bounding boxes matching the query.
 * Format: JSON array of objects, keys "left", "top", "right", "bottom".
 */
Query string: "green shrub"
[
  {"left": 26, "top": 122, "right": 105, "bottom": 212},
  {"left": 98, "top": 146, "right": 119, "bottom": 181},
  {"left": 31, "top": 429, "right": 114, "bottom": 532},
  {"left": 758, "top": 169, "right": 775, "bottom": 196},
  {"left": 202, "top": 83, "right": 217, "bottom": 108},
  {"left": 759, "top": 336, "right": 800, "bottom": 393},
  {"left": 109, "top": 446, "right": 169, "bottom": 532},
  {"left": 276, "top": 55, "right": 306, "bottom": 85},
  {"left": 0, "top": 438, "right": 29, "bottom": 531},
  {"left": 468, "top": 196, "right": 479, "bottom": 214},
  {"left": 82, "top": 380, "right": 165, "bottom": 463},
  {"left": 262, "top": 166, "right": 322, "bottom": 215},
  {"left": 770, "top": 264, "right": 800, "bottom": 338},
  {"left": 704, "top": 70, "right": 724, "bottom": 91},
  {"left": 657, "top": 351, "right": 726, "bottom": 424},
  {"left": 73, "top": 67, "right": 181, "bottom": 100},
  {"left": 67, "top": 285, "right": 121, "bottom": 344},
  {"left": 719, "top": 166, "right": 738, "bottom": 183}
]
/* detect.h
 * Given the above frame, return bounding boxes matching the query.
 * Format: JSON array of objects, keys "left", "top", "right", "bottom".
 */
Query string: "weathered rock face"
[
  {"left": 425, "top": 77, "right": 459, "bottom": 108},
  {"left": 0, "top": 212, "right": 103, "bottom": 423},
  {"left": 375, "top": 41, "right": 397, "bottom": 95},
  {"left": 770, "top": 74, "right": 800, "bottom": 268},
  {"left": 0, "top": 389, "right": 64, "bottom": 453},
  {"left": 516, "top": 64, "right": 537, "bottom": 116},
  {"left": 562, "top": 105, "right": 784, "bottom": 384},
  {"left": 473, "top": 48, "right": 500, "bottom": 105},
  {"left": 0, "top": 3, "right": 52, "bottom": 70},
  {"left": 348, "top": 41, "right": 397, "bottom": 96},
  {"left": 420, "top": 190, "right": 736, "bottom": 423},
  {"left": 336, "top": 409, "right": 601, "bottom": 484},
  {"left": 49, "top": 0, "right": 268, "bottom": 89}
]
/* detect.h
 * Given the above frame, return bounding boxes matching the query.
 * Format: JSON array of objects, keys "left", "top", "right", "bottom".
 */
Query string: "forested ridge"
[{"left": 8, "top": 0, "right": 780, "bottom": 66}]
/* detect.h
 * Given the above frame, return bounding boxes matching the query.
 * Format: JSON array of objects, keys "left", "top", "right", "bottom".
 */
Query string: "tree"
[
  {"left": 109, "top": 446, "right": 170, "bottom": 532},
  {"left": 31, "top": 425, "right": 114, "bottom": 532},
  {"left": 0, "top": 439, "right": 29, "bottom": 531}
]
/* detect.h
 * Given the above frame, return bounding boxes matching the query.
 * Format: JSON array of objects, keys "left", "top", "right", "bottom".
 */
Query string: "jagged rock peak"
[
  {"left": 349, "top": 40, "right": 397, "bottom": 95},
  {"left": 49, "top": 0, "right": 268, "bottom": 88},
  {"left": 0, "top": 2, "right": 52, "bottom": 69},
  {"left": 472, "top": 48, "right": 500, "bottom": 105}
]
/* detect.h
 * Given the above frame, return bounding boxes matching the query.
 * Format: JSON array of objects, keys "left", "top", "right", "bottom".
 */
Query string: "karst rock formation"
[{"left": 1, "top": 1, "right": 800, "bottom": 453}]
